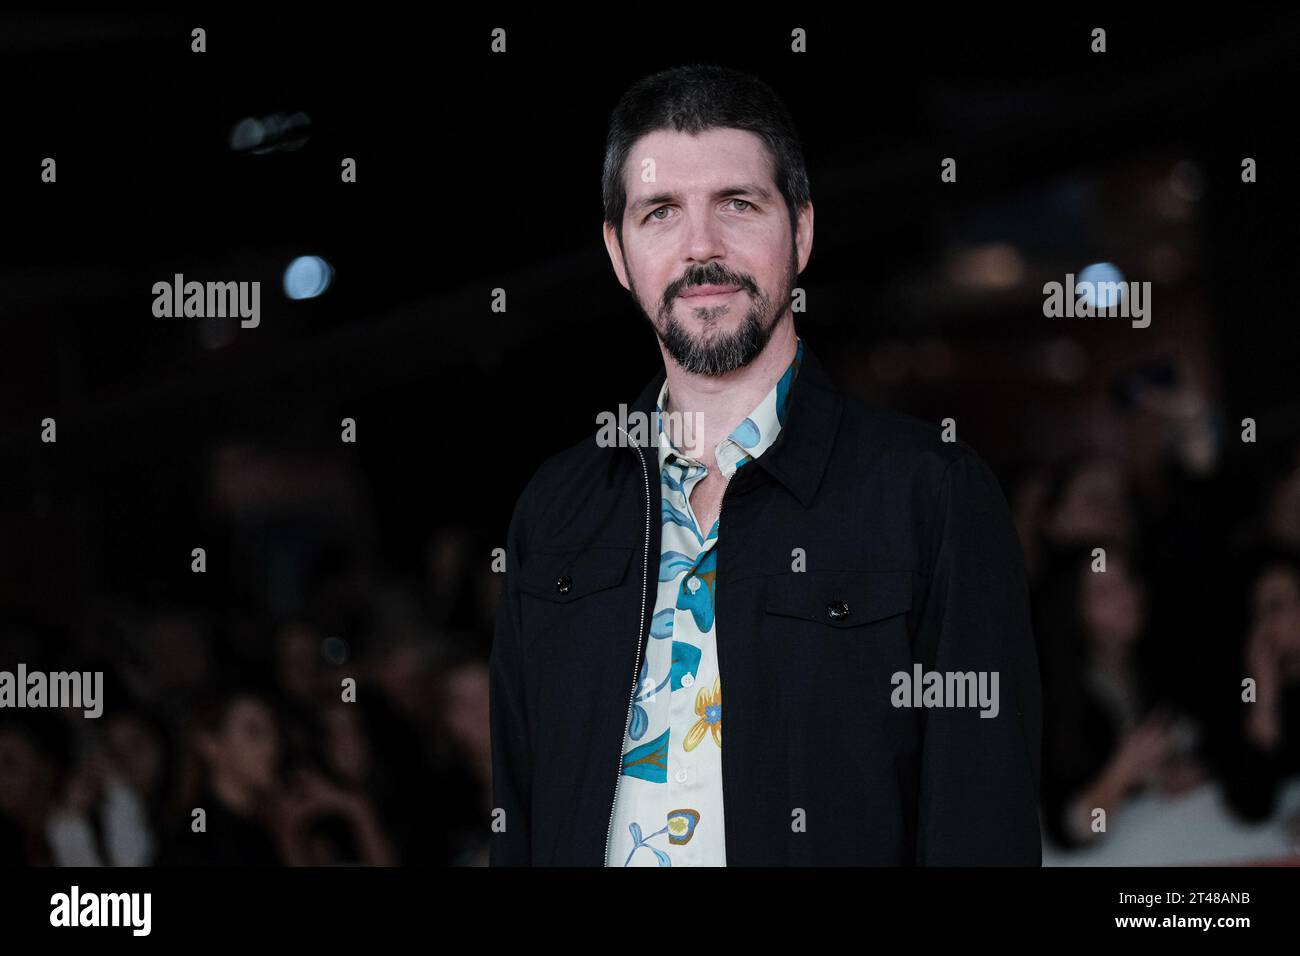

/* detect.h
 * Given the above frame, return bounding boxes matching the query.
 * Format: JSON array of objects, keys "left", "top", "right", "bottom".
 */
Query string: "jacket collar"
[{"left": 624, "top": 336, "right": 842, "bottom": 508}]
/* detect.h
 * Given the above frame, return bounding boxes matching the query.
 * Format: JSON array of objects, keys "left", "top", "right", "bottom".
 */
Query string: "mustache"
[{"left": 664, "top": 268, "right": 756, "bottom": 303}]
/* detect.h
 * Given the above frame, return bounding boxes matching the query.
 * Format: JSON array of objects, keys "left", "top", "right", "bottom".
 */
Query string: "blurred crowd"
[
  {"left": 1015, "top": 370, "right": 1300, "bottom": 850},
  {"left": 0, "top": 509, "right": 498, "bottom": 866},
  {"left": 3, "top": 355, "right": 1300, "bottom": 866}
]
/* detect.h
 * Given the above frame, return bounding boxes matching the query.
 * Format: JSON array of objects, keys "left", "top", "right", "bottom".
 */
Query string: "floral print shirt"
[{"left": 606, "top": 338, "right": 804, "bottom": 866}]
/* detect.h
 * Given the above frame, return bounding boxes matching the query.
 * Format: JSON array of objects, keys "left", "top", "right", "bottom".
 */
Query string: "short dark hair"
[{"left": 601, "top": 64, "right": 811, "bottom": 245}]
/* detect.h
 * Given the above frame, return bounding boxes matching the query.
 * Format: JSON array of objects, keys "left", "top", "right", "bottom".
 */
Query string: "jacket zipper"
[
  {"left": 702, "top": 465, "right": 742, "bottom": 858},
  {"left": 604, "top": 436, "right": 652, "bottom": 866}
]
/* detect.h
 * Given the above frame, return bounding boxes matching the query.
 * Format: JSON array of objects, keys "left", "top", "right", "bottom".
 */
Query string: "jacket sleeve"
[
  {"left": 913, "top": 450, "right": 1043, "bottom": 865},
  {"left": 489, "top": 487, "right": 534, "bottom": 866}
]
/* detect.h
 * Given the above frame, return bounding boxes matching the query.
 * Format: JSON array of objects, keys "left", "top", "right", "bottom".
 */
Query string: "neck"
[{"left": 659, "top": 316, "right": 797, "bottom": 467}]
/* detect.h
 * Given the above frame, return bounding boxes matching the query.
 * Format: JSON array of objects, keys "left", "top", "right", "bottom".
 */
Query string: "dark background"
[{"left": 2, "top": 9, "right": 1300, "bottom": 866}]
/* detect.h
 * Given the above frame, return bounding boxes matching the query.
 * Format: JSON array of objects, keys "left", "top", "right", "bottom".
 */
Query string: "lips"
[{"left": 681, "top": 285, "right": 740, "bottom": 298}]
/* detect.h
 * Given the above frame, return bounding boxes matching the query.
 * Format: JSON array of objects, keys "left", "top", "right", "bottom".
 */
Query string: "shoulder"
[
  {"left": 833, "top": 393, "right": 995, "bottom": 492},
  {"left": 502, "top": 428, "right": 629, "bottom": 539},
  {"left": 519, "top": 429, "right": 610, "bottom": 496}
]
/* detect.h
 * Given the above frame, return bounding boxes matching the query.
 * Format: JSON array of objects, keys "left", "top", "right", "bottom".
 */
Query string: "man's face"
[{"left": 604, "top": 127, "right": 812, "bottom": 376}]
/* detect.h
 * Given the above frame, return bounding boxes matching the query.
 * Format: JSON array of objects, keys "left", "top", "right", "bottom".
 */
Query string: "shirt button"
[
  {"left": 827, "top": 600, "right": 851, "bottom": 620},
  {"left": 682, "top": 673, "right": 694, "bottom": 688},
  {"left": 687, "top": 577, "right": 701, "bottom": 593},
  {"left": 675, "top": 769, "right": 689, "bottom": 783},
  {"left": 555, "top": 575, "right": 572, "bottom": 595}
]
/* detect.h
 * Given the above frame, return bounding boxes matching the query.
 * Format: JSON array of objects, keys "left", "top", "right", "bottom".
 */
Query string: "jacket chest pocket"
[
  {"left": 764, "top": 569, "right": 913, "bottom": 628},
  {"left": 517, "top": 546, "right": 636, "bottom": 655},
  {"left": 761, "top": 569, "right": 915, "bottom": 691}
]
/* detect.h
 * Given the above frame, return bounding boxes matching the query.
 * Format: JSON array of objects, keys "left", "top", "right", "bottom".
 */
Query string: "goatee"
[{"left": 635, "top": 254, "right": 795, "bottom": 377}]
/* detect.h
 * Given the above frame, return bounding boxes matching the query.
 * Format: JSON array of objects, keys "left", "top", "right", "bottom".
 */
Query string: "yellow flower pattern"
[{"left": 683, "top": 677, "right": 722, "bottom": 751}]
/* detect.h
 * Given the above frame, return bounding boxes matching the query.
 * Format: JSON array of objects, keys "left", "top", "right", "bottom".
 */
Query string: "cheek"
[
  {"left": 627, "top": 259, "right": 669, "bottom": 300},
  {"left": 749, "top": 221, "right": 794, "bottom": 267},
  {"left": 626, "top": 234, "right": 674, "bottom": 274},
  {"left": 762, "top": 241, "right": 792, "bottom": 275}
]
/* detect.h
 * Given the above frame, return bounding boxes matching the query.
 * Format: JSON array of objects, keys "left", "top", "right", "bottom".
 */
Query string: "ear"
[
  {"left": 603, "top": 220, "right": 631, "bottom": 291},
  {"left": 793, "top": 201, "right": 814, "bottom": 274}
]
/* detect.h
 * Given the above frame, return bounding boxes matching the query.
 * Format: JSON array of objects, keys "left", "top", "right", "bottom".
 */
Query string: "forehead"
[{"left": 625, "top": 127, "right": 775, "bottom": 194}]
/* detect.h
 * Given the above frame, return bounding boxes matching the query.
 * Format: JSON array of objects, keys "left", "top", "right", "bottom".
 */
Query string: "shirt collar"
[{"left": 653, "top": 337, "right": 805, "bottom": 479}]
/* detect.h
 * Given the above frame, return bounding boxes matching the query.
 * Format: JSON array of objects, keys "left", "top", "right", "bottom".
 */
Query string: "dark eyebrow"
[{"left": 629, "top": 183, "right": 776, "bottom": 216}]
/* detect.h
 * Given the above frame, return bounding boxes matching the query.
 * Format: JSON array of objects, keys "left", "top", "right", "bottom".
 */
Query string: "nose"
[{"left": 682, "top": 208, "right": 726, "bottom": 264}]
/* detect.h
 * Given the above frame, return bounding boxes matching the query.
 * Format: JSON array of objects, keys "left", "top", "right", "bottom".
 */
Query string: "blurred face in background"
[
  {"left": 604, "top": 126, "right": 812, "bottom": 376},
  {"left": 1249, "top": 564, "right": 1300, "bottom": 667},
  {"left": 425, "top": 527, "right": 469, "bottom": 606},
  {"left": 1265, "top": 448, "right": 1300, "bottom": 546},
  {"left": 106, "top": 714, "right": 163, "bottom": 798},
  {"left": 1081, "top": 553, "right": 1145, "bottom": 651},
  {"left": 198, "top": 696, "right": 281, "bottom": 794},
  {"left": 441, "top": 661, "right": 490, "bottom": 764},
  {"left": 0, "top": 729, "right": 53, "bottom": 823},
  {"left": 1049, "top": 458, "right": 1134, "bottom": 545},
  {"left": 321, "top": 702, "right": 371, "bottom": 786},
  {"left": 371, "top": 642, "right": 438, "bottom": 726},
  {"left": 274, "top": 623, "right": 322, "bottom": 705}
]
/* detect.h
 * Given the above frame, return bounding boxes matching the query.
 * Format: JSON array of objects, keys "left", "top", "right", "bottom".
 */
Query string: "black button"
[
  {"left": 555, "top": 574, "right": 572, "bottom": 595},
  {"left": 827, "top": 601, "right": 851, "bottom": 620}
]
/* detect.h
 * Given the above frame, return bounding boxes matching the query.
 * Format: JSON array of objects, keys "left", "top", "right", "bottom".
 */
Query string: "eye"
[
  {"left": 729, "top": 199, "right": 753, "bottom": 212},
  {"left": 646, "top": 206, "right": 672, "bottom": 223}
]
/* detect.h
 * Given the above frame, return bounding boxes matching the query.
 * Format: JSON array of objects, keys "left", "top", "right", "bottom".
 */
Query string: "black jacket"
[{"left": 489, "top": 341, "right": 1042, "bottom": 865}]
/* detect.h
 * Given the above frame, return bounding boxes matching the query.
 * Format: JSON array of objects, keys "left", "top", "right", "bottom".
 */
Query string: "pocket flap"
[
  {"left": 517, "top": 546, "right": 635, "bottom": 602},
  {"left": 764, "top": 570, "right": 912, "bottom": 628}
]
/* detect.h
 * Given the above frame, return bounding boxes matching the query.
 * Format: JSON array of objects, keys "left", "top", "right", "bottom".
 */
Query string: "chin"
[{"left": 676, "top": 303, "right": 741, "bottom": 326}]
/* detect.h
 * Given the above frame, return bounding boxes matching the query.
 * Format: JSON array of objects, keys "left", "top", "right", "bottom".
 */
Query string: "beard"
[{"left": 629, "top": 246, "right": 797, "bottom": 377}]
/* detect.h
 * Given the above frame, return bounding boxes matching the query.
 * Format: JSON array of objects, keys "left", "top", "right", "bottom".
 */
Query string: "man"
[{"left": 489, "top": 64, "right": 1042, "bottom": 866}]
